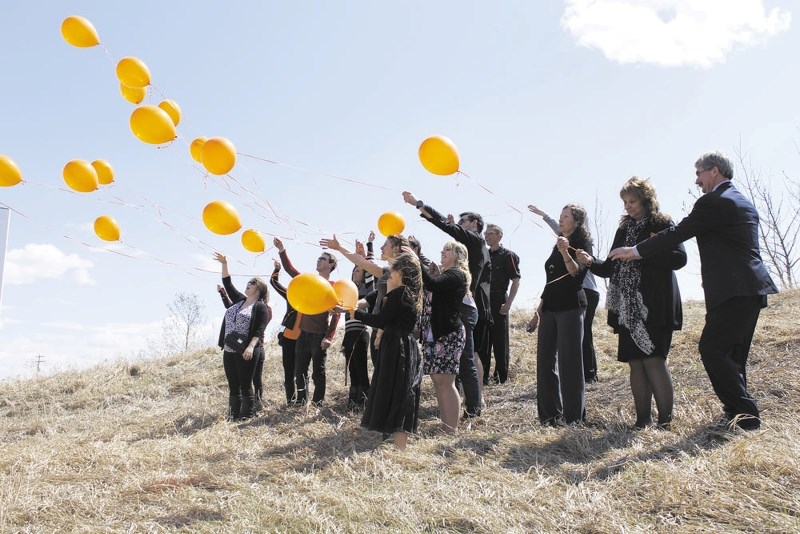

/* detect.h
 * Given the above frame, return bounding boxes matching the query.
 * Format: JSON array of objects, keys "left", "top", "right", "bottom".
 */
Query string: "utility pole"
[{"left": 34, "top": 354, "right": 44, "bottom": 374}]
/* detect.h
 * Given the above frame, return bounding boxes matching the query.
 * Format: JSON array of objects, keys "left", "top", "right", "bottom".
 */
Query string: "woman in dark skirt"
[
  {"left": 578, "top": 177, "right": 686, "bottom": 429},
  {"left": 349, "top": 252, "right": 423, "bottom": 450}
]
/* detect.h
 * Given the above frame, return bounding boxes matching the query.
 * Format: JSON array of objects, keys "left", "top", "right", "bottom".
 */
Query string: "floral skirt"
[{"left": 422, "top": 326, "right": 465, "bottom": 375}]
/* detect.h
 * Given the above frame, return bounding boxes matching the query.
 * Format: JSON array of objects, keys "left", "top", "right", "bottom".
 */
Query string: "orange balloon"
[
  {"left": 63, "top": 160, "right": 99, "bottom": 193},
  {"left": 241, "top": 229, "right": 266, "bottom": 253},
  {"left": 129, "top": 105, "right": 176, "bottom": 144},
  {"left": 190, "top": 137, "right": 207, "bottom": 163},
  {"left": 287, "top": 273, "right": 338, "bottom": 315},
  {"left": 61, "top": 16, "right": 99, "bottom": 48},
  {"left": 377, "top": 211, "right": 406, "bottom": 237},
  {"left": 333, "top": 279, "right": 359, "bottom": 311},
  {"left": 116, "top": 57, "right": 151, "bottom": 88},
  {"left": 0, "top": 155, "right": 23, "bottom": 187},
  {"left": 202, "top": 200, "right": 241, "bottom": 235},
  {"left": 418, "top": 135, "right": 460, "bottom": 176},
  {"left": 201, "top": 137, "right": 237, "bottom": 175},
  {"left": 94, "top": 215, "right": 120, "bottom": 241},
  {"left": 120, "top": 83, "right": 146, "bottom": 104},
  {"left": 158, "top": 99, "right": 181, "bottom": 126},
  {"left": 91, "top": 160, "right": 114, "bottom": 185}
]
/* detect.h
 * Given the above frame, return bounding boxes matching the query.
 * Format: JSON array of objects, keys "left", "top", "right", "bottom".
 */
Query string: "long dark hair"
[
  {"left": 562, "top": 204, "right": 593, "bottom": 247},
  {"left": 391, "top": 252, "right": 423, "bottom": 313}
]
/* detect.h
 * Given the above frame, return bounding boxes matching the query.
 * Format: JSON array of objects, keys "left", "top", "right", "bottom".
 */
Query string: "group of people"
[{"left": 214, "top": 150, "right": 778, "bottom": 448}]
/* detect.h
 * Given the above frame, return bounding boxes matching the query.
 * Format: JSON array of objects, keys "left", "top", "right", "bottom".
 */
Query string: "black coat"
[
  {"left": 421, "top": 267, "right": 467, "bottom": 340},
  {"left": 636, "top": 181, "right": 778, "bottom": 310},
  {"left": 591, "top": 218, "right": 686, "bottom": 331}
]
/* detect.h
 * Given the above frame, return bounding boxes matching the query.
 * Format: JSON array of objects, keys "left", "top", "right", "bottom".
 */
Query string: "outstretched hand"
[
  {"left": 576, "top": 250, "right": 593, "bottom": 266},
  {"left": 213, "top": 252, "right": 227, "bottom": 264},
  {"left": 402, "top": 191, "right": 418, "bottom": 206},
  {"left": 319, "top": 234, "right": 342, "bottom": 252},
  {"left": 273, "top": 237, "right": 284, "bottom": 252},
  {"left": 528, "top": 205, "right": 546, "bottom": 217}
]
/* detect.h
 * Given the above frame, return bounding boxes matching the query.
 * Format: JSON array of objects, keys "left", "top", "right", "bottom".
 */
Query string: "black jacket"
[{"left": 591, "top": 218, "right": 686, "bottom": 331}]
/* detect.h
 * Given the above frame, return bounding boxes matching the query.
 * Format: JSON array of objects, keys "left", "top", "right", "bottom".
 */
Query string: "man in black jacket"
[
  {"left": 403, "top": 191, "right": 491, "bottom": 417},
  {"left": 609, "top": 151, "right": 778, "bottom": 430}
]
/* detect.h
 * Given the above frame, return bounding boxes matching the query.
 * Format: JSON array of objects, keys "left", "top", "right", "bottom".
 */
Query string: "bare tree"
[
  {"left": 734, "top": 144, "right": 799, "bottom": 289},
  {"left": 591, "top": 191, "right": 611, "bottom": 290},
  {"left": 165, "top": 292, "right": 207, "bottom": 352}
]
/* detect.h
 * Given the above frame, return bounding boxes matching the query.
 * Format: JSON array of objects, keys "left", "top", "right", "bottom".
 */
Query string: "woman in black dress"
[
  {"left": 351, "top": 252, "right": 423, "bottom": 450},
  {"left": 578, "top": 177, "right": 686, "bottom": 429}
]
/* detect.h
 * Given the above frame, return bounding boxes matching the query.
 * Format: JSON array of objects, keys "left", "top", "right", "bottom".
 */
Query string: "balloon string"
[{"left": 237, "top": 152, "right": 403, "bottom": 192}]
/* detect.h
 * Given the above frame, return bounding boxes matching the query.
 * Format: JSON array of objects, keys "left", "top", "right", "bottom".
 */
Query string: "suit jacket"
[
  {"left": 637, "top": 181, "right": 778, "bottom": 310},
  {"left": 592, "top": 218, "right": 686, "bottom": 331},
  {"left": 419, "top": 203, "right": 492, "bottom": 323}
]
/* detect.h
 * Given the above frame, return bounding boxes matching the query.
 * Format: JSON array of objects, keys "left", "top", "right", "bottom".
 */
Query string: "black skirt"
[{"left": 617, "top": 325, "right": 673, "bottom": 362}]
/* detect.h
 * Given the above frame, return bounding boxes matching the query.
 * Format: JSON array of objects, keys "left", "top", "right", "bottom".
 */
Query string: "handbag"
[{"left": 224, "top": 332, "right": 248, "bottom": 355}]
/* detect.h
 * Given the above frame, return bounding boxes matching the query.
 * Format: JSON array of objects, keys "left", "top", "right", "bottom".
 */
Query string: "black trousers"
[
  {"left": 279, "top": 335, "right": 297, "bottom": 402},
  {"left": 482, "top": 291, "right": 510, "bottom": 383},
  {"left": 699, "top": 296, "right": 764, "bottom": 421},
  {"left": 582, "top": 289, "right": 600, "bottom": 381},
  {"left": 342, "top": 328, "right": 371, "bottom": 390},
  {"left": 295, "top": 331, "right": 328, "bottom": 404},
  {"left": 223, "top": 346, "right": 260, "bottom": 397}
]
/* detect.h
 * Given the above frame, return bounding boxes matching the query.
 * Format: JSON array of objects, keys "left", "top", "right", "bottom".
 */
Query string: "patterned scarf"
[{"left": 606, "top": 218, "right": 654, "bottom": 354}]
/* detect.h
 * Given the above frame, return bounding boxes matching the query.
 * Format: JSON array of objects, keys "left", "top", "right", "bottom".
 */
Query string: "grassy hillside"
[{"left": 1, "top": 292, "right": 799, "bottom": 532}]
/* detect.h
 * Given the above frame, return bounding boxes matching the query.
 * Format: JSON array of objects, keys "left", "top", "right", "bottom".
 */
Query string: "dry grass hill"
[{"left": 1, "top": 292, "right": 799, "bottom": 532}]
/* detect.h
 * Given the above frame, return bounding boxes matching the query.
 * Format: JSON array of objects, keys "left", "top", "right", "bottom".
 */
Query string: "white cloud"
[
  {"left": 5, "top": 243, "right": 95, "bottom": 285},
  {"left": 561, "top": 0, "right": 792, "bottom": 67}
]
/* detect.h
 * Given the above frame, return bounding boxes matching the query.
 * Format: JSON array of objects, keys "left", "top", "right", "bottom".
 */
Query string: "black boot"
[
  {"left": 239, "top": 393, "right": 255, "bottom": 420},
  {"left": 285, "top": 383, "right": 295, "bottom": 405},
  {"left": 254, "top": 387, "right": 264, "bottom": 413},
  {"left": 227, "top": 395, "right": 241, "bottom": 421},
  {"left": 356, "top": 386, "right": 369, "bottom": 410},
  {"left": 347, "top": 386, "right": 359, "bottom": 413}
]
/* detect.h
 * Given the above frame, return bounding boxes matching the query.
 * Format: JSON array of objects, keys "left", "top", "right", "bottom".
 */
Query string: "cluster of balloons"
[
  {"left": 190, "top": 136, "right": 237, "bottom": 176},
  {"left": 63, "top": 159, "right": 114, "bottom": 192},
  {"left": 286, "top": 274, "right": 358, "bottom": 315}
]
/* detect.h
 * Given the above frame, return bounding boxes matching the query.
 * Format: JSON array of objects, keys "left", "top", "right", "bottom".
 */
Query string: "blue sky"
[{"left": 0, "top": 1, "right": 796, "bottom": 380}]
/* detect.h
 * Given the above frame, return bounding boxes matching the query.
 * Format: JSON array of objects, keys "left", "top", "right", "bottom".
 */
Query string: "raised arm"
[
  {"left": 320, "top": 234, "right": 384, "bottom": 278},
  {"left": 274, "top": 237, "right": 300, "bottom": 277},
  {"left": 528, "top": 205, "right": 559, "bottom": 235}
]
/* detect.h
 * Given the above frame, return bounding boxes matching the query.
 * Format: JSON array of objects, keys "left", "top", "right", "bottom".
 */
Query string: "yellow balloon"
[
  {"left": 94, "top": 215, "right": 120, "bottom": 241},
  {"left": 333, "top": 279, "right": 359, "bottom": 311},
  {"left": 61, "top": 16, "right": 99, "bottom": 48},
  {"left": 287, "top": 273, "right": 338, "bottom": 315},
  {"left": 202, "top": 200, "right": 241, "bottom": 235},
  {"left": 63, "top": 160, "right": 99, "bottom": 193},
  {"left": 377, "top": 211, "right": 406, "bottom": 237},
  {"left": 158, "top": 99, "right": 181, "bottom": 126},
  {"left": 0, "top": 155, "right": 23, "bottom": 187},
  {"left": 129, "top": 105, "right": 176, "bottom": 144},
  {"left": 201, "top": 137, "right": 237, "bottom": 175},
  {"left": 241, "top": 229, "right": 266, "bottom": 253},
  {"left": 418, "top": 135, "right": 460, "bottom": 176},
  {"left": 91, "top": 160, "right": 114, "bottom": 185},
  {"left": 190, "top": 137, "right": 207, "bottom": 163},
  {"left": 116, "top": 57, "right": 151, "bottom": 88},
  {"left": 120, "top": 83, "right": 146, "bottom": 104}
]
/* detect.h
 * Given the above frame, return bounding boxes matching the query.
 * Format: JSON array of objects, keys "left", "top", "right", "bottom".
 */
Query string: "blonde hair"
[{"left": 443, "top": 241, "right": 471, "bottom": 289}]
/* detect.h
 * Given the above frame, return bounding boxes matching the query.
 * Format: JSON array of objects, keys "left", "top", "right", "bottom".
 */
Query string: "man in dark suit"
[{"left": 608, "top": 151, "right": 778, "bottom": 430}]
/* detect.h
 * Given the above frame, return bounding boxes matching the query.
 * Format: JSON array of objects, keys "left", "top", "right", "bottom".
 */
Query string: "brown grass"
[{"left": 1, "top": 291, "right": 799, "bottom": 533}]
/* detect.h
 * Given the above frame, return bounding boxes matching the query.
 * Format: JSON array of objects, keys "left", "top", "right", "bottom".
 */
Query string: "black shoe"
[{"left": 463, "top": 408, "right": 481, "bottom": 419}]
